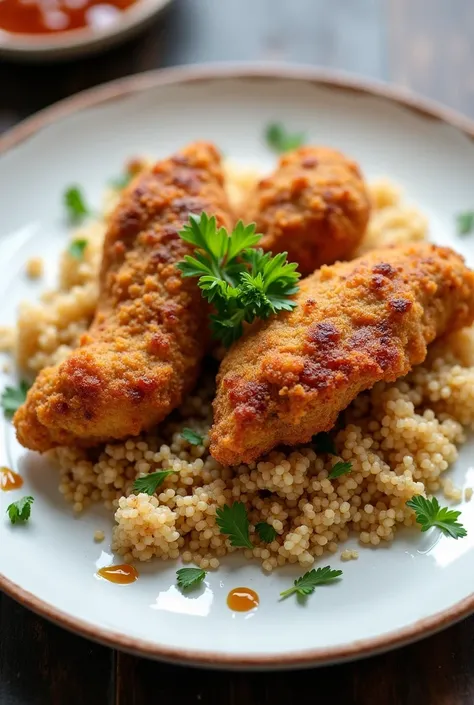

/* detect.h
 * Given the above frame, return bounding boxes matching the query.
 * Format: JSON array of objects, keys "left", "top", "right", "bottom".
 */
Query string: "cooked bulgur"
[{"left": 9, "top": 164, "right": 473, "bottom": 573}]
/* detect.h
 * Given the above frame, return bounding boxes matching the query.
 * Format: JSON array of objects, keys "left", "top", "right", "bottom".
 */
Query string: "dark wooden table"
[{"left": 2, "top": 1, "right": 474, "bottom": 703}]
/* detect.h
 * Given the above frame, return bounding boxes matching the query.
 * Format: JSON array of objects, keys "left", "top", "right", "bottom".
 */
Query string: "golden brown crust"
[
  {"left": 15, "top": 142, "right": 233, "bottom": 452},
  {"left": 210, "top": 243, "right": 474, "bottom": 466},
  {"left": 243, "top": 146, "right": 371, "bottom": 276}
]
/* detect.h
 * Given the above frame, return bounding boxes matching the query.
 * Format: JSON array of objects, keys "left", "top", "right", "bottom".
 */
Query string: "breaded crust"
[
  {"left": 15, "top": 142, "right": 233, "bottom": 452},
  {"left": 243, "top": 146, "right": 371, "bottom": 276},
  {"left": 210, "top": 243, "right": 474, "bottom": 466}
]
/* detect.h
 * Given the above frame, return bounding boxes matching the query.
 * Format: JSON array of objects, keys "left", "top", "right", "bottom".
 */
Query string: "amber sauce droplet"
[
  {"left": 97, "top": 564, "right": 138, "bottom": 584},
  {"left": 0, "top": 467, "right": 23, "bottom": 492},
  {"left": 227, "top": 587, "right": 259, "bottom": 612}
]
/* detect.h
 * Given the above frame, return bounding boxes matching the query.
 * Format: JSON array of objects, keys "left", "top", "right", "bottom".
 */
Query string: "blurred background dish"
[{"left": 0, "top": 0, "right": 172, "bottom": 60}]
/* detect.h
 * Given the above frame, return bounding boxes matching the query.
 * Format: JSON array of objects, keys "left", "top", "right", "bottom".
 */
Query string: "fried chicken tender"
[
  {"left": 243, "top": 146, "right": 371, "bottom": 276},
  {"left": 210, "top": 243, "right": 474, "bottom": 466},
  {"left": 15, "top": 142, "right": 233, "bottom": 452}
]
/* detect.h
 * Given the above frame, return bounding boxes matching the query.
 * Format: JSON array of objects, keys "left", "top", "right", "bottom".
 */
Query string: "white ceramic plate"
[
  {"left": 2, "top": 65, "right": 474, "bottom": 669},
  {"left": 0, "top": 0, "right": 172, "bottom": 61}
]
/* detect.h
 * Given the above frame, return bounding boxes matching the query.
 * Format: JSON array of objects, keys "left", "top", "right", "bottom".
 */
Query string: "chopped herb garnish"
[
  {"left": 132, "top": 470, "right": 176, "bottom": 496},
  {"left": 328, "top": 461, "right": 352, "bottom": 480},
  {"left": 265, "top": 122, "right": 306, "bottom": 154},
  {"left": 313, "top": 432, "right": 337, "bottom": 455},
  {"left": 280, "top": 566, "right": 342, "bottom": 600},
  {"left": 180, "top": 428, "right": 204, "bottom": 446},
  {"left": 406, "top": 496, "right": 467, "bottom": 539},
  {"left": 457, "top": 211, "right": 474, "bottom": 235},
  {"left": 7, "top": 496, "right": 34, "bottom": 525},
  {"left": 1, "top": 380, "right": 30, "bottom": 419},
  {"left": 177, "top": 213, "right": 300, "bottom": 346},
  {"left": 216, "top": 501, "right": 253, "bottom": 549},
  {"left": 110, "top": 172, "right": 133, "bottom": 190},
  {"left": 68, "top": 239, "right": 88, "bottom": 260},
  {"left": 64, "top": 186, "right": 90, "bottom": 224},
  {"left": 255, "top": 522, "right": 277, "bottom": 543},
  {"left": 176, "top": 567, "right": 207, "bottom": 590}
]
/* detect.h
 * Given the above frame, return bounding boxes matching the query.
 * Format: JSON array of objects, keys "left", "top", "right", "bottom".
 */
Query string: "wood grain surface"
[{"left": 1, "top": 1, "right": 474, "bottom": 703}]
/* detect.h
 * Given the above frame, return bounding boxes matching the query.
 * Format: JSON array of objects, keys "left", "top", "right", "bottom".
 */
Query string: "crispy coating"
[
  {"left": 15, "top": 142, "right": 233, "bottom": 452},
  {"left": 210, "top": 243, "right": 474, "bottom": 466},
  {"left": 243, "top": 146, "right": 371, "bottom": 276}
]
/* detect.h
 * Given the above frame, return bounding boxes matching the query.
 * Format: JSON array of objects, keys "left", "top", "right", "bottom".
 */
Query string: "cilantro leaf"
[
  {"left": 313, "top": 432, "right": 337, "bottom": 455},
  {"left": 110, "top": 172, "right": 133, "bottom": 190},
  {"left": 406, "top": 496, "right": 467, "bottom": 539},
  {"left": 7, "top": 496, "right": 34, "bottom": 525},
  {"left": 265, "top": 123, "right": 306, "bottom": 154},
  {"left": 280, "top": 566, "right": 343, "bottom": 599},
  {"left": 132, "top": 470, "right": 176, "bottom": 496},
  {"left": 180, "top": 428, "right": 204, "bottom": 446},
  {"left": 64, "top": 186, "right": 90, "bottom": 224},
  {"left": 328, "top": 461, "right": 352, "bottom": 480},
  {"left": 457, "top": 211, "right": 474, "bottom": 235},
  {"left": 216, "top": 501, "right": 253, "bottom": 549},
  {"left": 177, "top": 214, "right": 301, "bottom": 346},
  {"left": 176, "top": 567, "right": 207, "bottom": 590},
  {"left": 1, "top": 380, "right": 30, "bottom": 419},
  {"left": 68, "top": 239, "right": 88, "bottom": 260},
  {"left": 255, "top": 522, "right": 277, "bottom": 543}
]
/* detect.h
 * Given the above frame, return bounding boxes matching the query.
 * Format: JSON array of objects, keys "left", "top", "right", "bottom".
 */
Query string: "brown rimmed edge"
[{"left": 1, "top": 62, "right": 474, "bottom": 670}]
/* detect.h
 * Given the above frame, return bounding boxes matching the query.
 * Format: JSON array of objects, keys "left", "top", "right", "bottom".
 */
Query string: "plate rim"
[{"left": 2, "top": 62, "right": 474, "bottom": 668}]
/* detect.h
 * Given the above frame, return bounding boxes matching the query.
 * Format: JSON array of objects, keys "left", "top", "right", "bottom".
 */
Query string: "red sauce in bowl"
[{"left": 0, "top": 0, "right": 137, "bottom": 34}]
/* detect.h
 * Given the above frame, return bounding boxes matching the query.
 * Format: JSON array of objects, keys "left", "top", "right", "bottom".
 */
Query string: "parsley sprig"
[
  {"left": 180, "top": 428, "right": 204, "bottom": 446},
  {"left": 256, "top": 522, "right": 277, "bottom": 543},
  {"left": 328, "top": 461, "right": 352, "bottom": 480},
  {"left": 280, "top": 566, "right": 343, "bottom": 600},
  {"left": 68, "top": 239, "right": 88, "bottom": 260},
  {"left": 266, "top": 123, "right": 306, "bottom": 153},
  {"left": 216, "top": 501, "right": 253, "bottom": 549},
  {"left": 176, "top": 567, "right": 207, "bottom": 590},
  {"left": 457, "top": 211, "right": 474, "bottom": 235},
  {"left": 406, "top": 496, "right": 467, "bottom": 539},
  {"left": 1, "top": 380, "right": 30, "bottom": 418},
  {"left": 132, "top": 470, "right": 176, "bottom": 496},
  {"left": 64, "top": 186, "right": 90, "bottom": 224},
  {"left": 177, "top": 214, "right": 300, "bottom": 346},
  {"left": 7, "top": 496, "right": 34, "bottom": 525}
]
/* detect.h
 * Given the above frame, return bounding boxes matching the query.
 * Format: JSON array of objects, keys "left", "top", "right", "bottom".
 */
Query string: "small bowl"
[{"left": 0, "top": 0, "right": 172, "bottom": 61}]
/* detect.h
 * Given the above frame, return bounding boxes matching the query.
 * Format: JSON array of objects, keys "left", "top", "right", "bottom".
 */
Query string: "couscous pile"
[{"left": 5, "top": 164, "right": 474, "bottom": 572}]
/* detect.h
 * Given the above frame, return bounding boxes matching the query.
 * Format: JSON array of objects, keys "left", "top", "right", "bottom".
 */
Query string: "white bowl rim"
[
  {"left": 0, "top": 0, "right": 171, "bottom": 53},
  {"left": 2, "top": 62, "right": 474, "bottom": 669}
]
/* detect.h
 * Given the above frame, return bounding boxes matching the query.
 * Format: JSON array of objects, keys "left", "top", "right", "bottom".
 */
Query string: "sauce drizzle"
[
  {"left": 0, "top": 467, "right": 24, "bottom": 492},
  {"left": 227, "top": 587, "right": 259, "bottom": 612},
  {"left": 0, "top": 0, "right": 137, "bottom": 36},
  {"left": 97, "top": 564, "right": 138, "bottom": 584}
]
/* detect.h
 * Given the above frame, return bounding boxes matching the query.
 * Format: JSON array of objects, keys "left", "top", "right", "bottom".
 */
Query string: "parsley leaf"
[
  {"left": 64, "top": 186, "right": 90, "bottom": 224},
  {"left": 280, "top": 566, "right": 343, "bottom": 599},
  {"left": 457, "top": 211, "right": 474, "bottom": 235},
  {"left": 68, "top": 239, "right": 88, "bottom": 260},
  {"left": 313, "top": 432, "right": 337, "bottom": 455},
  {"left": 176, "top": 567, "right": 207, "bottom": 590},
  {"left": 255, "top": 522, "right": 277, "bottom": 543},
  {"left": 406, "top": 496, "right": 467, "bottom": 539},
  {"left": 177, "top": 213, "right": 301, "bottom": 346},
  {"left": 7, "top": 496, "right": 34, "bottom": 525},
  {"left": 110, "top": 172, "right": 132, "bottom": 190},
  {"left": 265, "top": 123, "right": 306, "bottom": 154},
  {"left": 328, "top": 461, "right": 352, "bottom": 480},
  {"left": 216, "top": 501, "right": 253, "bottom": 549},
  {"left": 132, "top": 470, "right": 176, "bottom": 496},
  {"left": 1, "top": 380, "right": 30, "bottom": 419},
  {"left": 180, "top": 428, "right": 204, "bottom": 446}
]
